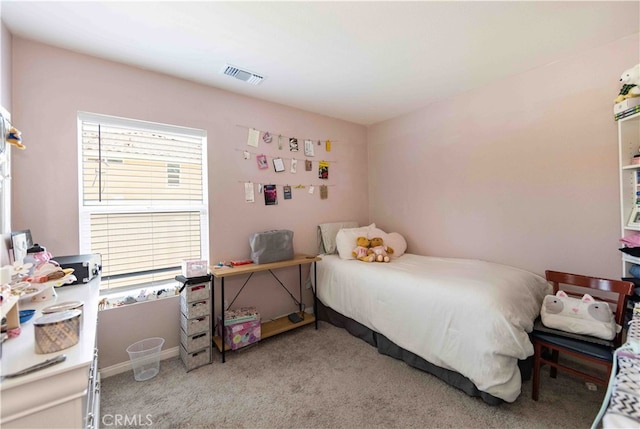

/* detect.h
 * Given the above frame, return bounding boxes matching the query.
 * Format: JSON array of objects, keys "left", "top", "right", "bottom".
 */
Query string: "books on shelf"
[{"left": 614, "top": 98, "right": 640, "bottom": 120}]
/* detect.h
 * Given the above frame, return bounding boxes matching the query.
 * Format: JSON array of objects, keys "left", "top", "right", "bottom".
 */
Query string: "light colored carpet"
[{"left": 100, "top": 321, "right": 605, "bottom": 429}]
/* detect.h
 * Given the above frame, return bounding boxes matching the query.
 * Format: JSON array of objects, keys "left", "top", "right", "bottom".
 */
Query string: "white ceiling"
[{"left": 1, "top": 1, "right": 639, "bottom": 125}]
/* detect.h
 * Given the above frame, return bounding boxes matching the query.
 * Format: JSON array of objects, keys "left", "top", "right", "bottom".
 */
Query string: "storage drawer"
[
  {"left": 180, "top": 282, "right": 210, "bottom": 303},
  {"left": 180, "top": 314, "right": 210, "bottom": 336},
  {"left": 180, "top": 329, "right": 211, "bottom": 353},
  {"left": 180, "top": 299, "right": 210, "bottom": 319},
  {"left": 180, "top": 345, "right": 211, "bottom": 372}
]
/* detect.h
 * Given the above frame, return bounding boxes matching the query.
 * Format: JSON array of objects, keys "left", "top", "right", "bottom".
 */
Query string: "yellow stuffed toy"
[
  {"left": 369, "top": 237, "right": 394, "bottom": 262},
  {"left": 352, "top": 236, "right": 374, "bottom": 262}
]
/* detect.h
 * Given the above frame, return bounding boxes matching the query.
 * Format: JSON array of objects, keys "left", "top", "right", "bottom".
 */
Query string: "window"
[{"left": 78, "top": 112, "right": 209, "bottom": 292}]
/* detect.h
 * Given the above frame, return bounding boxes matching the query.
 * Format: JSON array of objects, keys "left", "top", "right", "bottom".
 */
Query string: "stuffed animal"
[
  {"left": 6, "top": 126, "right": 25, "bottom": 149},
  {"left": 369, "top": 237, "right": 394, "bottom": 262},
  {"left": 614, "top": 64, "right": 640, "bottom": 103},
  {"left": 540, "top": 290, "right": 619, "bottom": 340},
  {"left": 352, "top": 236, "right": 374, "bottom": 262}
]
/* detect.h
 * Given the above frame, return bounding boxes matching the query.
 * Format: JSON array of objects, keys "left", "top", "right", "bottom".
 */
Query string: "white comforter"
[{"left": 316, "top": 254, "right": 551, "bottom": 402}]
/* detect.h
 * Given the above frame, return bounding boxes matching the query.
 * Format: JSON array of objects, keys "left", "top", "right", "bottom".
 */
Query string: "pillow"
[
  {"left": 385, "top": 232, "right": 407, "bottom": 258},
  {"left": 317, "top": 221, "right": 359, "bottom": 254},
  {"left": 336, "top": 223, "right": 377, "bottom": 259},
  {"left": 540, "top": 291, "right": 619, "bottom": 340}
]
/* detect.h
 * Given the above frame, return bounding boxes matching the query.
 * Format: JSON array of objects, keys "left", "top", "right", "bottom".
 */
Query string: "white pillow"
[
  {"left": 336, "top": 223, "right": 377, "bottom": 259},
  {"left": 540, "top": 291, "right": 619, "bottom": 340},
  {"left": 384, "top": 232, "right": 407, "bottom": 258}
]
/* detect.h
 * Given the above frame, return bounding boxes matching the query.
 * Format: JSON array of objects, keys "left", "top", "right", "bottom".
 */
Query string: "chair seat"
[{"left": 532, "top": 320, "right": 615, "bottom": 362}]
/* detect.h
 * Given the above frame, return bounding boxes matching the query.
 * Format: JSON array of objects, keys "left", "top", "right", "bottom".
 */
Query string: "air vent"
[{"left": 221, "top": 64, "right": 265, "bottom": 85}]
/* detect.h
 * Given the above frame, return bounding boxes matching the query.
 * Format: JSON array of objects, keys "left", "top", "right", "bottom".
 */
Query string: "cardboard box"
[{"left": 218, "top": 318, "right": 261, "bottom": 350}]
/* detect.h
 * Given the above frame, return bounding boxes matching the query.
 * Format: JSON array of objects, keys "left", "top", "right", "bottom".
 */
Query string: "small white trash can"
[{"left": 126, "top": 337, "right": 165, "bottom": 381}]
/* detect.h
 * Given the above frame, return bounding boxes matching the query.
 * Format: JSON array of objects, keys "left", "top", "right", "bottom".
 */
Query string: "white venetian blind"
[{"left": 78, "top": 112, "right": 208, "bottom": 291}]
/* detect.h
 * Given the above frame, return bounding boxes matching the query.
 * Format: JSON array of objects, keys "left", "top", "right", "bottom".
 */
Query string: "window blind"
[{"left": 78, "top": 112, "right": 208, "bottom": 291}]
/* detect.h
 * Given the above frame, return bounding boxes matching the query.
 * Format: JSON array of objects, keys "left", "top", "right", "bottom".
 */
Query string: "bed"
[{"left": 315, "top": 222, "right": 551, "bottom": 404}]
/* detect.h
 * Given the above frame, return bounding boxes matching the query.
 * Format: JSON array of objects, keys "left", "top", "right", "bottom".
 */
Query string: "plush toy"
[
  {"left": 614, "top": 64, "right": 640, "bottom": 103},
  {"left": 352, "top": 236, "right": 374, "bottom": 262},
  {"left": 6, "top": 126, "right": 25, "bottom": 150},
  {"left": 369, "top": 237, "right": 394, "bottom": 263},
  {"left": 540, "top": 290, "right": 619, "bottom": 340}
]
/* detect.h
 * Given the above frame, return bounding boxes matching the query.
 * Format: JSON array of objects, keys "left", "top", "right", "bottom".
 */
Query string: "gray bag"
[{"left": 249, "top": 229, "right": 294, "bottom": 264}]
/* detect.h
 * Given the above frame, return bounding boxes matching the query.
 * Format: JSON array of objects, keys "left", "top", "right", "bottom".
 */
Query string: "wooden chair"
[{"left": 531, "top": 270, "right": 634, "bottom": 401}]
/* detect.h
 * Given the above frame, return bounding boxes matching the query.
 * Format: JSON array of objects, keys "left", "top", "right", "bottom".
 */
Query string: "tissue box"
[
  {"left": 218, "top": 318, "right": 261, "bottom": 350},
  {"left": 181, "top": 259, "right": 208, "bottom": 278}
]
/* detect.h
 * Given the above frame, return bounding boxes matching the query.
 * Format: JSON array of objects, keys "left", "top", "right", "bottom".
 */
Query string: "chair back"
[{"left": 545, "top": 270, "right": 634, "bottom": 345}]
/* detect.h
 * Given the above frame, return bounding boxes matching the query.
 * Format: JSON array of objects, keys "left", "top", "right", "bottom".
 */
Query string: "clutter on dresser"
[{"left": 53, "top": 254, "right": 102, "bottom": 285}]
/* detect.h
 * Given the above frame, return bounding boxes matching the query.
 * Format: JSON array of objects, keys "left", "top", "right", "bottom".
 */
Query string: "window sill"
[{"left": 98, "top": 283, "right": 180, "bottom": 311}]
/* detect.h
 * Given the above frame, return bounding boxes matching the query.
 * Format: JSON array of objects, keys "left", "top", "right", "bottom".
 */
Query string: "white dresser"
[{"left": 0, "top": 278, "right": 100, "bottom": 428}]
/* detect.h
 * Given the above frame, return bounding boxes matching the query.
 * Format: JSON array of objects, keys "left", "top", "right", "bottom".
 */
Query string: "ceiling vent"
[{"left": 221, "top": 64, "right": 265, "bottom": 85}]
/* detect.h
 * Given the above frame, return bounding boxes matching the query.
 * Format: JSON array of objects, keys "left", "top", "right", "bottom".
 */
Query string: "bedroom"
[{"left": 0, "top": 1, "right": 638, "bottom": 428}]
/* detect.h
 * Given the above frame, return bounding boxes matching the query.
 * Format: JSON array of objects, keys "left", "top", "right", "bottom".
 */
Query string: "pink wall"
[
  {"left": 10, "top": 38, "right": 369, "bottom": 321},
  {"left": 368, "top": 34, "right": 640, "bottom": 280}
]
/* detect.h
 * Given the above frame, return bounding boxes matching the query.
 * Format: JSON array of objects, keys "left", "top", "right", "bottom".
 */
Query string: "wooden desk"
[{"left": 211, "top": 254, "right": 321, "bottom": 362}]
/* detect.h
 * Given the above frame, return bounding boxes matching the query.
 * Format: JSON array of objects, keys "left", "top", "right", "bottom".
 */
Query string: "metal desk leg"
[
  {"left": 221, "top": 277, "right": 225, "bottom": 363},
  {"left": 313, "top": 261, "right": 318, "bottom": 329},
  {"left": 298, "top": 265, "right": 303, "bottom": 313}
]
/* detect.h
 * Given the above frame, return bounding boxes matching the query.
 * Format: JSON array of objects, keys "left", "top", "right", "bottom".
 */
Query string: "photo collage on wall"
[{"left": 242, "top": 127, "right": 333, "bottom": 205}]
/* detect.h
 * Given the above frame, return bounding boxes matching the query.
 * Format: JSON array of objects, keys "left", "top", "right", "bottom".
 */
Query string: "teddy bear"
[
  {"left": 352, "top": 236, "right": 374, "bottom": 262},
  {"left": 369, "top": 237, "right": 394, "bottom": 262},
  {"left": 614, "top": 64, "right": 640, "bottom": 103}
]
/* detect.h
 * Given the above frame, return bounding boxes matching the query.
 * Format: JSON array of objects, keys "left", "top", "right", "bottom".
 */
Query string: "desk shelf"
[{"left": 212, "top": 313, "right": 316, "bottom": 352}]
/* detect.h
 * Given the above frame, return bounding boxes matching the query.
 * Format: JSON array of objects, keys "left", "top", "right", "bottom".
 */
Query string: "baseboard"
[{"left": 99, "top": 346, "right": 180, "bottom": 379}]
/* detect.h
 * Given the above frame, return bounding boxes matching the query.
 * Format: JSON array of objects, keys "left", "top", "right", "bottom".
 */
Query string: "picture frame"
[
  {"left": 264, "top": 184, "right": 278, "bottom": 205},
  {"left": 11, "top": 229, "right": 33, "bottom": 264},
  {"left": 304, "top": 139, "right": 315, "bottom": 157},
  {"left": 273, "top": 157, "right": 285, "bottom": 172},
  {"left": 628, "top": 206, "right": 640, "bottom": 228},
  {"left": 256, "top": 154, "right": 268, "bottom": 169}
]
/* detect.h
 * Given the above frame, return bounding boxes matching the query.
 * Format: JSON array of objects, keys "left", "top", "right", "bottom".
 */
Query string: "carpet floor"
[{"left": 100, "top": 321, "right": 605, "bottom": 429}]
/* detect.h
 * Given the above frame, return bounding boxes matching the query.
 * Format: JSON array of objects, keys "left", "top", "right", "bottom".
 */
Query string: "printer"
[{"left": 54, "top": 254, "right": 102, "bottom": 285}]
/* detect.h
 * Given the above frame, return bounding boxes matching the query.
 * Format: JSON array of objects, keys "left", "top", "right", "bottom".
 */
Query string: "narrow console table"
[{"left": 211, "top": 254, "right": 321, "bottom": 362}]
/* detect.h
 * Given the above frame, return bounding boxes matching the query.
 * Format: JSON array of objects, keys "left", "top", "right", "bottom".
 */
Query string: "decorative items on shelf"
[{"left": 614, "top": 64, "right": 640, "bottom": 121}]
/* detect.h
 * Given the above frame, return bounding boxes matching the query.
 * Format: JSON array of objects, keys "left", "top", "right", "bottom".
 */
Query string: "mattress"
[{"left": 315, "top": 253, "right": 551, "bottom": 402}]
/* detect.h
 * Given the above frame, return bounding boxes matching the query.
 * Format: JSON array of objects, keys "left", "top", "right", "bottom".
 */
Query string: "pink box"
[{"left": 218, "top": 318, "right": 261, "bottom": 350}]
